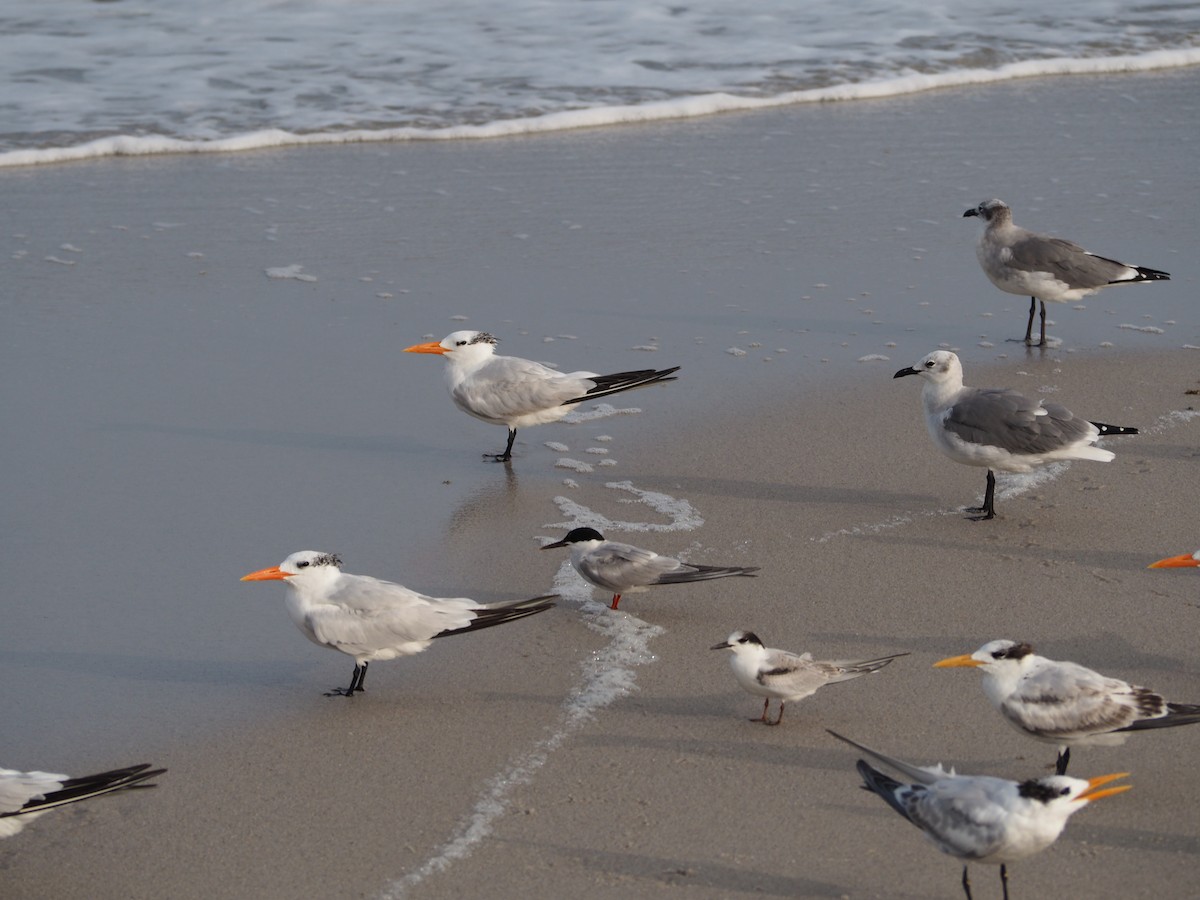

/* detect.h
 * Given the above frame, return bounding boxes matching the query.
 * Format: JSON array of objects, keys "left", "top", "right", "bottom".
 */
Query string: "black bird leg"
[
  {"left": 1000, "top": 863, "right": 1010, "bottom": 900},
  {"left": 1055, "top": 747, "right": 1070, "bottom": 776},
  {"left": 961, "top": 864, "right": 973, "bottom": 900},
  {"left": 1024, "top": 296, "right": 1048, "bottom": 346},
  {"left": 484, "top": 429, "right": 517, "bottom": 462},
  {"left": 325, "top": 661, "right": 368, "bottom": 697},
  {"left": 967, "top": 470, "right": 997, "bottom": 520}
]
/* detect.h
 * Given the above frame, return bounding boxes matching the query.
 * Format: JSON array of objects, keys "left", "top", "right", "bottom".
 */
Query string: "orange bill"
[
  {"left": 933, "top": 653, "right": 984, "bottom": 669},
  {"left": 241, "top": 566, "right": 288, "bottom": 582},
  {"left": 403, "top": 341, "right": 447, "bottom": 355}
]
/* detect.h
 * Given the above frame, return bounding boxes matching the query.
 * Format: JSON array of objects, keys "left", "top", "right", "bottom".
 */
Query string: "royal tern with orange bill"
[
  {"left": 541, "top": 527, "right": 757, "bottom": 610},
  {"left": 934, "top": 640, "right": 1200, "bottom": 775},
  {"left": 828, "top": 729, "right": 1129, "bottom": 900},
  {"left": 710, "top": 631, "right": 907, "bottom": 725},
  {"left": 404, "top": 330, "right": 679, "bottom": 461},
  {"left": 1149, "top": 550, "right": 1200, "bottom": 569},
  {"left": 1, "top": 763, "right": 165, "bottom": 838},
  {"left": 963, "top": 198, "right": 1170, "bottom": 346},
  {"left": 242, "top": 551, "right": 556, "bottom": 696},
  {"left": 894, "top": 350, "right": 1137, "bottom": 520}
]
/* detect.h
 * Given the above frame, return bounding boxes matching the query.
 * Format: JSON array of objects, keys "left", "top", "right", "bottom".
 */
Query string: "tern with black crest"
[
  {"left": 404, "top": 330, "right": 679, "bottom": 461},
  {"left": 541, "top": 528, "right": 757, "bottom": 610},
  {"left": 242, "top": 551, "right": 556, "bottom": 697},
  {"left": 934, "top": 640, "right": 1200, "bottom": 774}
]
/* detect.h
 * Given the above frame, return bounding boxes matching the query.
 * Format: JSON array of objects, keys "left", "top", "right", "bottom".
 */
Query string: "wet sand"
[{"left": 1, "top": 68, "right": 1197, "bottom": 898}]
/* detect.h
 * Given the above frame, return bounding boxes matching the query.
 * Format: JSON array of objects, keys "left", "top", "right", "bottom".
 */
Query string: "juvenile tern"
[
  {"left": 894, "top": 350, "right": 1137, "bottom": 520},
  {"left": 1, "top": 763, "right": 165, "bottom": 838},
  {"left": 404, "top": 330, "right": 680, "bottom": 461},
  {"left": 242, "top": 551, "right": 557, "bottom": 696},
  {"left": 1149, "top": 549, "right": 1200, "bottom": 569},
  {"left": 828, "top": 729, "right": 1129, "bottom": 900},
  {"left": 963, "top": 198, "right": 1170, "bottom": 346},
  {"left": 710, "top": 631, "right": 907, "bottom": 725},
  {"left": 540, "top": 527, "right": 758, "bottom": 610},
  {"left": 934, "top": 639, "right": 1200, "bottom": 775}
]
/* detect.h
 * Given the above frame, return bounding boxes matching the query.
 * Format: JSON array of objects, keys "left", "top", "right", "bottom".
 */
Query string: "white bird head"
[
  {"left": 933, "top": 639, "right": 1035, "bottom": 674},
  {"left": 710, "top": 630, "right": 765, "bottom": 653},
  {"left": 540, "top": 527, "right": 606, "bottom": 550},
  {"left": 963, "top": 198, "right": 1011, "bottom": 223},
  {"left": 1019, "top": 772, "right": 1131, "bottom": 810},
  {"left": 893, "top": 350, "right": 964, "bottom": 387},
  {"left": 241, "top": 550, "right": 344, "bottom": 583},
  {"left": 403, "top": 330, "right": 499, "bottom": 364}
]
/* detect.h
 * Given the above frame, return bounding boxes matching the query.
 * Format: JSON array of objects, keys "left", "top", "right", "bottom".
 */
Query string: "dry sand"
[{"left": 1, "top": 69, "right": 1198, "bottom": 898}]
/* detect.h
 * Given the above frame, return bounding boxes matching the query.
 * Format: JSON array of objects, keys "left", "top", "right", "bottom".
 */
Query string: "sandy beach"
[{"left": 2, "top": 68, "right": 1198, "bottom": 899}]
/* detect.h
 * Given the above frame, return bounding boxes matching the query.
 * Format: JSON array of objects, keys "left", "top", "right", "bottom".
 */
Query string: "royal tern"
[
  {"left": 710, "top": 631, "right": 907, "bottom": 725},
  {"left": 963, "top": 198, "right": 1170, "bottom": 346},
  {"left": 894, "top": 350, "right": 1137, "bottom": 520},
  {"left": 828, "top": 729, "right": 1129, "bottom": 900},
  {"left": 1, "top": 763, "right": 165, "bottom": 838},
  {"left": 1149, "top": 550, "right": 1200, "bottom": 569},
  {"left": 934, "top": 639, "right": 1200, "bottom": 775},
  {"left": 404, "top": 330, "right": 680, "bottom": 461},
  {"left": 540, "top": 527, "right": 758, "bottom": 610},
  {"left": 242, "top": 551, "right": 557, "bottom": 696}
]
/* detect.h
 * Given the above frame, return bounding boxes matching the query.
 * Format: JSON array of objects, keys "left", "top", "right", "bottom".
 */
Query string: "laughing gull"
[
  {"left": 894, "top": 350, "right": 1137, "bottom": 520},
  {"left": 404, "top": 330, "right": 679, "bottom": 461},
  {"left": 963, "top": 199, "right": 1170, "bottom": 346},
  {"left": 541, "top": 527, "right": 758, "bottom": 610}
]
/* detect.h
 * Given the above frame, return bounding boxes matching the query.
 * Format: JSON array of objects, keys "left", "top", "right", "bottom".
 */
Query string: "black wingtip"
[{"left": 1090, "top": 421, "right": 1139, "bottom": 436}]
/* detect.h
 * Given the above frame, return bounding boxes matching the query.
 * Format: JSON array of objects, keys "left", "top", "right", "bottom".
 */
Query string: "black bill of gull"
[
  {"left": 893, "top": 350, "right": 1137, "bottom": 520},
  {"left": 963, "top": 198, "right": 1170, "bottom": 347}
]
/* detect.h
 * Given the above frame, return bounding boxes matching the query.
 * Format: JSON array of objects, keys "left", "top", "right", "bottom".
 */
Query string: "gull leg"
[
  {"left": 1023, "top": 296, "right": 1037, "bottom": 344},
  {"left": 325, "top": 661, "right": 368, "bottom": 697},
  {"left": 961, "top": 865, "right": 973, "bottom": 900},
  {"left": 967, "top": 470, "right": 997, "bottom": 520},
  {"left": 1000, "top": 863, "right": 1010, "bottom": 900},
  {"left": 1056, "top": 747, "right": 1070, "bottom": 776},
  {"left": 609, "top": 593, "right": 622, "bottom": 610},
  {"left": 766, "top": 702, "right": 785, "bottom": 726},
  {"left": 484, "top": 429, "right": 517, "bottom": 462},
  {"left": 1037, "top": 300, "right": 1048, "bottom": 347}
]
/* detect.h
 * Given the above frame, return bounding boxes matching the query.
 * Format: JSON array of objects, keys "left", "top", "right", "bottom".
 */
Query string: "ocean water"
[{"left": 2, "top": 0, "right": 1198, "bottom": 166}]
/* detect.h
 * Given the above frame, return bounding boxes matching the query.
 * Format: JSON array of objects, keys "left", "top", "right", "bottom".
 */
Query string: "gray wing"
[
  {"left": 908, "top": 779, "right": 1011, "bottom": 859},
  {"left": 944, "top": 389, "right": 1092, "bottom": 454},
  {"left": 1002, "top": 662, "right": 1156, "bottom": 738},
  {"left": 756, "top": 649, "right": 834, "bottom": 695},
  {"left": 1006, "top": 231, "right": 1129, "bottom": 289},
  {"left": 308, "top": 576, "right": 479, "bottom": 650},
  {"left": 827, "top": 730, "right": 953, "bottom": 785},
  {"left": 453, "top": 355, "right": 593, "bottom": 421},
  {"left": 577, "top": 542, "right": 683, "bottom": 592}
]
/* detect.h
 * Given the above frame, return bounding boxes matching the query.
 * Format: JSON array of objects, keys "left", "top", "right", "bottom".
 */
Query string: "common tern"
[
  {"left": 540, "top": 527, "right": 758, "bottom": 610},
  {"left": 934, "top": 639, "right": 1200, "bottom": 775},
  {"left": 1, "top": 763, "right": 165, "bottom": 838},
  {"left": 829, "top": 729, "right": 1129, "bottom": 900},
  {"left": 710, "top": 631, "right": 907, "bottom": 725},
  {"left": 404, "top": 330, "right": 679, "bottom": 461},
  {"left": 1149, "top": 549, "right": 1200, "bottom": 569},
  {"left": 242, "top": 551, "right": 557, "bottom": 696},
  {"left": 964, "top": 198, "right": 1169, "bottom": 346},
  {"left": 894, "top": 350, "right": 1137, "bottom": 520}
]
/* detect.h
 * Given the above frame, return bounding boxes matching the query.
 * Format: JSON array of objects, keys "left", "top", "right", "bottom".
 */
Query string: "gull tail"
[
  {"left": 1117, "top": 702, "right": 1200, "bottom": 733},
  {"left": 2, "top": 764, "right": 165, "bottom": 819},
  {"left": 434, "top": 594, "right": 558, "bottom": 639},
  {"left": 827, "top": 729, "right": 953, "bottom": 785},
  {"left": 1090, "top": 421, "right": 1138, "bottom": 436},
  {"left": 564, "top": 366, "right": 681, "bottom": 405},
  {"left": 654, "top": 565, "right": 760, "bottom": 586}
]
